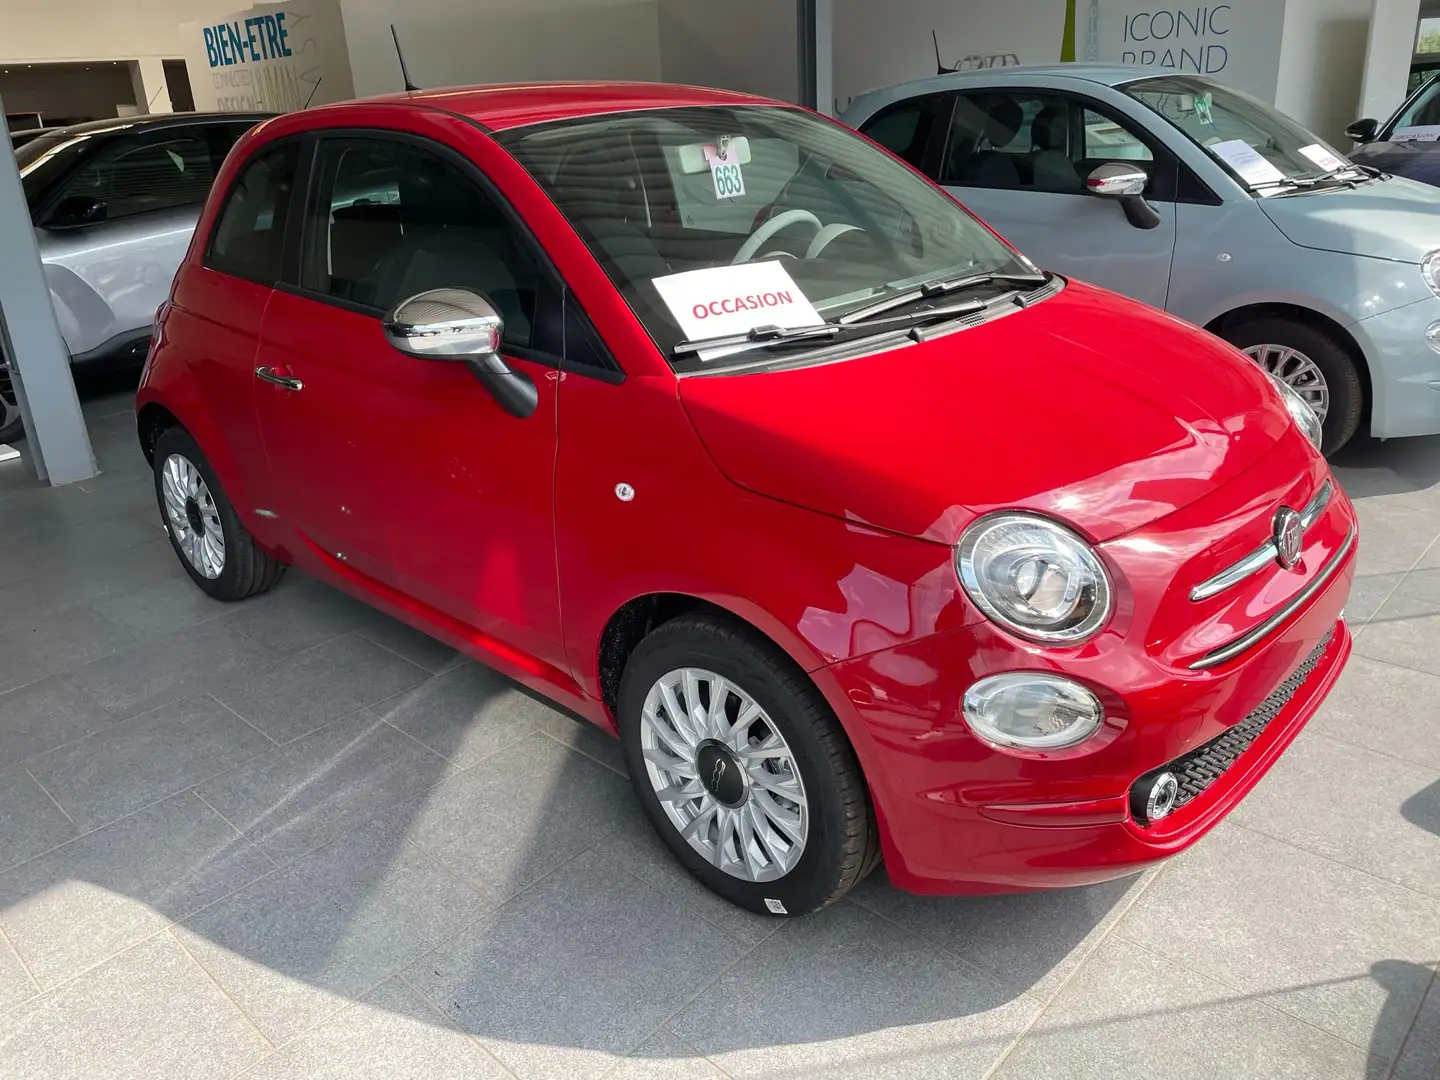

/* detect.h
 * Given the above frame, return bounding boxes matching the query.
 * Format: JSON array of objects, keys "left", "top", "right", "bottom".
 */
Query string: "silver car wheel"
[
  {"left": 161, "top": 453, "right": 226, "bottom": 579},
  {"left": 0, "top": 359, "right": 20, "bottom": 440},
  {"left": 640, "top": 667, "right": 809, "bottom": 882},
  {"left": 1243, "top": 343, "right": 1330, "bottom": 423}
]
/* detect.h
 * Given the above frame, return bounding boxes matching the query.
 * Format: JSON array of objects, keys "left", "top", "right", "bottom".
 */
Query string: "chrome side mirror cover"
[
  {"left": 382, "top": 287, "right": 503, "bottom": 360},
  {"left": 381, "top": 287, "right": 537, "bottom": 419},
  {"left": 1085, "top": 163, "right": 1148, "bottom": 198}
]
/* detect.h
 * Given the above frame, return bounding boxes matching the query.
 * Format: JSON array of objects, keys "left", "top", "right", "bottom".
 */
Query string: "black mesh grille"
[{"left": 1131, "top": 627, "right": 1335, "bottom": 824}]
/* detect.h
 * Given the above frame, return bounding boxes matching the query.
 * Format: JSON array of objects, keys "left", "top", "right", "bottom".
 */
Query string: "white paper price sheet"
[
  {"left": 1209, "top": 139, "right": 1287, "bottom": 187},
  {"left": 653, "top": 261, "right": 824, "bottom": 361}
]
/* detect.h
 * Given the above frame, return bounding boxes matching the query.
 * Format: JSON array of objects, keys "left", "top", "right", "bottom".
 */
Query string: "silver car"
[
  {"left": 843, "top": 66, "right": 1440, "bottom": 453},
  {"left": 2, "top": 113, "right": 269, "bottom": 442}
]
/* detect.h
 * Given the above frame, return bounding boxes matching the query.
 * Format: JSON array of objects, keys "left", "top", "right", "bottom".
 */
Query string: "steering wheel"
[
  {"left": 732, "top": 209, "right": 824, "bottom": 265},
  {"left": 805, "top": 223, "right": 867, "bottom": 259}
]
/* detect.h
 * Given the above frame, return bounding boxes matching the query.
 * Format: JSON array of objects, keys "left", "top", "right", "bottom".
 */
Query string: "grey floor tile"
[
  {"left": 0, "top": 509, "right": 161, "bottom": 569},
  {"left": 1392, "top": 969, "right": 1440, "bottom": 1080},
  {"left": 89, "top": 577, "right": 230, "bottom": 639},
  {"left": 1351, "top": 500, "right": 1440, "bottom": 575},
  {"left": 196, "top": 710, "right": 456, "bottom": 865},
  {"left": 539, "top": 711, "right": 627, "bottom": 775},
  {"left": 670, "top": 900, "right": 1040, "bottom": 1079},
  {"left": 1353, "top": 603, "right": 1440, "bottom": 676},
  {"left": 1343, "top": 572, "right": 1405, "bottom": 625},
  {"left": 1230, "top": 732, "right": 1440, "bottom": 897},
  {"left": 0, "top": 932, "right": 269, "bottom": 1080},
  {"left": 848, "top": 869, "right": 1151, "bottom": 1002},
  {"left": 76, "top": 620, "right": 280, "bottom": 720},
  {"left": 357, "top": 617, "right": 461, "bottom": 674},
  {"left": 0, "top": 766, "right": 78, "bottom": 874},
  {"left": 178, "top": 815, "right": 488, "bottom": 1044},
  {"left": 615, "top": 1032, "right": 726, "bottom": 1080},
  {"left": 241, "top": 977, "right": 511, "bottom": 1080},
  {"left": 0, "top": 791, "right": 271, "bottom": 989},
  {"left": 0, "top": 604, "right": 134, "bottom": 693},
  {"left": 370, "top": 661, "right": 570, "bottom": 769},
  {"left": 1117, "top": 823, "right": 1440, "bottom": 1059},
  {"left": 1309, "top": 655, "right": 1440, "bottom": 771},
  {"left": 0, "top": 675, "right": 112, "bottom": 769},
  {"left": 599, "top": 797, "right": 780, "bottom": 947},
  {"left": 0, "top": 935, "right": 38, "bottom": 1011},
  {"left": 989, "top": 937, "right": 1375, "bottom": 1080},
  {"left": 0, "top": 539, "right": 181, "bottom": 634},
  {"left": 25, "top": 694, "right": 274, "bottom": 830},
  {"left": 211, "top": 633, "right": 429, "bottom": 744},
  {"left": 404, "top": 849, "right": 736, "bottom": 1079},
  {"left": 394, "top": 733, "right": 635, "bottom": 903},
  {"left": 221, "top": 580, "right": 384, "bottom": 657}
]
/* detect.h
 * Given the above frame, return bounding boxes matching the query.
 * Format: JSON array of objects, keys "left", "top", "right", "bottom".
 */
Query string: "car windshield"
[
  {"left": 1122, "top": 75, "right": 1361, "bottom": 193},
  {"left": 495, "top": 105, "right": 1031, "bottom": 367},
  {"left": 1386, "top": 76, "right": 1440, "bottom": 140}
]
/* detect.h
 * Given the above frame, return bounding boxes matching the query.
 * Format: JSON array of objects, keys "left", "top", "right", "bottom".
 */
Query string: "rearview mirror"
[
  {"left": 1085, "top": 163, "right": 1161, "bottom": 231},
  {"left": 382, "top": 288, "right": 537, "bottom": 419},
  {"left": 46, "top": 194, "right": 107, "bottom": 229},
  {"left": 1345, "top": 117, "right": 1379, "bottom": 143}
]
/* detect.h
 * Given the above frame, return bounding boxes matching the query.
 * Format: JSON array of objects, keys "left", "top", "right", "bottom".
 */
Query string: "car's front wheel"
[
  {"left": 152, "top": 426, "right": 286, "bottom": 601},
  {"left": 618, "top": 612, "right": 880, "bottom": 916},
  {"left": 1220, "top": 315, "right": 1364, "bottom": 455}
]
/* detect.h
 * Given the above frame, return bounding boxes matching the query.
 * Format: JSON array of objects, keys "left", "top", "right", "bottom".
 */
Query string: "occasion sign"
[{"left": 180, "top": 0, "right": 355, "bottom": 113}]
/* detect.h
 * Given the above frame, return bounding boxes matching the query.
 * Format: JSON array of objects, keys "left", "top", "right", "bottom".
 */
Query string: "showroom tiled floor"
[{"left": 0, "top": 391, "right": 1436, "bottom": 1079}]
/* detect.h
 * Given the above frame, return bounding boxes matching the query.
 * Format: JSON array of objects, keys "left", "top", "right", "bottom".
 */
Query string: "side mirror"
[
  {"left": 382, "top": 288, "right": 538, "bottom": 419},
  {"left": 1345, "top": 117, "right": 1379, "bottom": 143},
  {"left": 1085, "top": 163, "right": 1161, "bottom": 231},
  {"left": 46, "top": 194, "right": 107, "bottom": 229}
]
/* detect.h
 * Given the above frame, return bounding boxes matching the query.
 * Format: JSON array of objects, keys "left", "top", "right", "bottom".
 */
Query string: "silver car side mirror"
[
  {"left": 382, "top": 288, "right": 538, "bottom": 419},
  {"left": 1085, "top": 163, "right": 1161, "bottom": 231}
]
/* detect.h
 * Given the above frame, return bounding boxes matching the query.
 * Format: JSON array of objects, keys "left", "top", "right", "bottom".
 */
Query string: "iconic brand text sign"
[{"left": 1120, "top": 5, "right": 1231, "bottom": 74}]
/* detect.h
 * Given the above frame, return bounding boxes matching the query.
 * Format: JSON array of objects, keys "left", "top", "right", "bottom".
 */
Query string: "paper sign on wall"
[
  {"left": 653, "top": 262, "right": 823, "bottom": 360},
  {"left": 1297, "top": 143, "right": 1346, "bottom": 172},
  {"left": 1208, "top": 139, "right": 1287, "bottom": 187}
]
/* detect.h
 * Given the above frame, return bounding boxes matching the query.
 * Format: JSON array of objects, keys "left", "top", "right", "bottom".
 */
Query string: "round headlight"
[
  {"left": 1422, "top": 250, "right": 1440, "bottom": 298},
  {"left": 955, "top": 513, "right": 1112, "bottom": 644},
  {"left": 1265, "top": 370, "right": 1323, "bottom": 451},
  {"left": 962, "top": 672, "right": 1105, "bottom": 750}
]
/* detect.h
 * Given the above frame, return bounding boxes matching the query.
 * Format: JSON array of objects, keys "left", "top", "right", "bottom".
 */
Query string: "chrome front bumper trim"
[{"left": 1190, "top": 481, "right": 1333, "bottom": 602}]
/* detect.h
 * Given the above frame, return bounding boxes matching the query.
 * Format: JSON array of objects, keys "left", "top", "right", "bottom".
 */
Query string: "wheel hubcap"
[
  {"left": 161, "top": 453, "right": 225, "bottom": 579},
  {"left": 1243, "top": 343, "right": 1330, "bottom": 423},
  {"left": 640, "top": 668, "right": 808, "bottom": 882}
]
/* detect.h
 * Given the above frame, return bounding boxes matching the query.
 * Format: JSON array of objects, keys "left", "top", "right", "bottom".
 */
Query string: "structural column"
[
  {"left": 0, "top": 103, "right": 97, "bottom": 484},
  {"left": 130, "top": 57, "right": 174, "bottom": 114},
  {"left": 797, "top": 0, "right": 834, "bottom": 115}
]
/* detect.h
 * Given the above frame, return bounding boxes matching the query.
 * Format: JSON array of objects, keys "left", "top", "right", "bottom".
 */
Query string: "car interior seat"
[
  {"left": 947, "top": 98, "right": 1023, "bottom": 188},
  {"left": 1029, "top": 105, "right": 1082, "bottom": 192}
]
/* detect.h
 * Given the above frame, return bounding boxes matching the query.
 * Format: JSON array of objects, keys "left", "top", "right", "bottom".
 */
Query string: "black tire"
[
  {"left": 0, "top": 364, "right": 22, "bottom": 445},
  {"left": 618, "top": 612, "right": 880, "bottom": 917},
  {"left": 1220, "top": 315, "right": 1365, "bottom": 455},
  {"left": 152, "top": 426, "right": 285, "bottom": 601}
]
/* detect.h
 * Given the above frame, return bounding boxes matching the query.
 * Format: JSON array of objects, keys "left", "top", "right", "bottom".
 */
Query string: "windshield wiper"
[
  {"left": 838, "top": 270, "right": 1049, "bottom": 325},
  {"left": 671, "top": 322, "right": 844, "bottom": 359}
]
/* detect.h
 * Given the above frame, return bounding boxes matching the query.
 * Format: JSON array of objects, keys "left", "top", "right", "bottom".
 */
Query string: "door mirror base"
[
  {"left": 1345, "top": 117, "right": 1379, "bottom": 143},
  {"left": 383, "top": 287, "right": 537, "bottom": 419},
  {"left": 1118, "top": 195, "right": 1162, "bottom": 230}
]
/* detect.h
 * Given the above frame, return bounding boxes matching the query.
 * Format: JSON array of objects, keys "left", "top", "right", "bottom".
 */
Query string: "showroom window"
[
  {"left": 206, "top": 141, "right": 300, "bottom": 285},
  {"left": 52, "top": 131, "right": 218, "bottom": 220},
  {"left": 943, "top": 93, "right": 1155, "bottom": 194},
  {"left": 299, "top": 138, "right": 542, "bottom": 350}
]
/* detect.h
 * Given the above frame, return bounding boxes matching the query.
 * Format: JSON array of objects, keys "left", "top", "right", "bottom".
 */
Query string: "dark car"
[
  {"left": 2, "top": 112, "right": 270, "bottom": 442},
  {"left": 1346, "top": 74, "right": 1440, "bottom": 187}
]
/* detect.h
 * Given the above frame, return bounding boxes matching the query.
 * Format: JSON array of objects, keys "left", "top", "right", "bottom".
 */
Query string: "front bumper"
[
  {"left": 1352, "top": 293, "right": 1440, "bottom": 438},
  {"left": 820, "top": 450, "right": 1357, "bottom": 895}
]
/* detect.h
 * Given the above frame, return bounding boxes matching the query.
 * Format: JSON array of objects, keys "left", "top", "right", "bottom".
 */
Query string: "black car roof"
[{"left": 35, "top": 112, "right": 275, "bottom": 138}]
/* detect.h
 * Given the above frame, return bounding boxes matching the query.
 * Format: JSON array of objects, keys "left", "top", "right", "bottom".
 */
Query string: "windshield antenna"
[
  {"left": 391, "top": 24, "right": 420, "bottom": 92},
  {"left": 933, "top": 30, "right": 957, "bottom": 75}
]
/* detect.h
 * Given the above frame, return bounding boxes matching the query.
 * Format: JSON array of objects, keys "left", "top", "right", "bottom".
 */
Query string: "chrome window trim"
[
  {"left": 1188, "top": 523, "right": 1355, "bottom": 671},
  {"left": 1190, "top": 481, "right": 1332, "bottom": 602}
]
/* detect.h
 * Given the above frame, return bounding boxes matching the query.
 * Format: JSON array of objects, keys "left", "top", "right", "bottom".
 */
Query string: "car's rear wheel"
[
  {"left": 153, "top": 426, "right": 285, "bottom": 601},
  {"left": 617, "top": 612, "right": 879, "bottom": 917},
  {"left": 0, "top": 358, "right": 22, "bottom": 444},
  {"left": 1220, "top": 315, "right": 1364, "bottom": 454}
]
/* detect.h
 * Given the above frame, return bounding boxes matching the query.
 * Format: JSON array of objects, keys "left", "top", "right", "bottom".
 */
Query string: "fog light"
[
  {"left": 961, "top": 673, "right": 1104, "bottom": 751},
  {"left": 1133, "top": 771, "right": 1180, "bottom": 824},
  {"left": 1427, "top": 321, "right": 1440, "bottom": 354}
]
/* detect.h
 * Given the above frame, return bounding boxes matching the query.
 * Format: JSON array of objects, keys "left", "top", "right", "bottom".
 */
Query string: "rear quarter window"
[{"left": 205, "top": 141, "right": 300, "bottom": 285}]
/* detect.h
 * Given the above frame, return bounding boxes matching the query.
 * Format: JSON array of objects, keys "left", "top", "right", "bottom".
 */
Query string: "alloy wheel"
[
  {"left": 161, "top": 453, "right": 226, "bottom": 579},
  {"left": 639, "top": 667, "right": 809, "bottom": 882},
  {"left": 1243, "top": 343, "right": 1330, "bottom": 423},
  {"left": 0, "top": 358, "right": 20, "bottom": 441}
]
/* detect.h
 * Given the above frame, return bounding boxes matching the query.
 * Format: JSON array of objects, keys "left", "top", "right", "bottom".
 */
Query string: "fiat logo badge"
[{"left": 1273, "top": 507, "right": 1304, "bottom": 570}]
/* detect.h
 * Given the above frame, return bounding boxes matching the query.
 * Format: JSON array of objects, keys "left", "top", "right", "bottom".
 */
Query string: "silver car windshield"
[{"left": 1122, "top": 75, "right": 1362, "bottom": 192}]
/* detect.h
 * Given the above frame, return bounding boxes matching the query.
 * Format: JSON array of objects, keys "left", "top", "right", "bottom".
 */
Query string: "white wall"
[
  {"left": 1358, "top": 0, "right": 1422, "bottom": 123},
  {"left": 656, "top": 0, "right": 797, "bottom": 102},
  {"left": 341, "top": 0, "right": 662, "bottom": 97},
  {"left": 0, "top": 0, "right": 237, "bottom": 62},
  {"left": 1275, "top": 0, "right": 1372, "bottom": 142}
]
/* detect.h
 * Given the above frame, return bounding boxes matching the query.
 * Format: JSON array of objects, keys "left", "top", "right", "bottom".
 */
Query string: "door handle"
[{"left": 255, "top": 366, "right": 303, "bottom": 391}]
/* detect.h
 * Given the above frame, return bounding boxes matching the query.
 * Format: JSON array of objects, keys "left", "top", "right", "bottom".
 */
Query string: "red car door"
[{"left": 256, "top": 130, "right": 568, "bottom": 672}]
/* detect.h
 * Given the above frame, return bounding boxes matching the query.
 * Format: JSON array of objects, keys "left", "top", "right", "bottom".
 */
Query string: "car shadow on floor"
[{"left": 1330, "top": 432, "right": 1440, "bottom": 498}]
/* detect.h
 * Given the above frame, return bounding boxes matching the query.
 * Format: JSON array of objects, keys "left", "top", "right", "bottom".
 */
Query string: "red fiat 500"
[{"left": 136, "top": 83, "right": 1356, "bottom": 916}]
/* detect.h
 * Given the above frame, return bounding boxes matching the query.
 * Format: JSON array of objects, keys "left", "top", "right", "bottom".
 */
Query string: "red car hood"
[{"left": 678, "top": 281, "right": 1289, "bottom": 545}]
